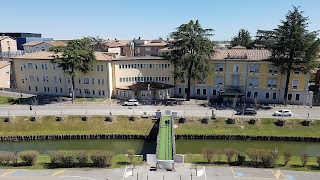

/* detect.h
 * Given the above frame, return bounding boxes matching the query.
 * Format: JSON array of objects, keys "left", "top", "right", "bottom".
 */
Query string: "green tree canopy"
[
  {"left": 231, "top": 29, "right": 253, "bottom": 48},
  {"left": 163, "top": 20, "right": 215, "bottom": 100},
  {"left": 50, "top": 37, "right": 97, "bottom": 103},
  {"left": 258, "top": 6, "right": 320, "bottom": 105}
]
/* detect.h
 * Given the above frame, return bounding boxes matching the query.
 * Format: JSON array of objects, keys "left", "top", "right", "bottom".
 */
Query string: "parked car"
[
  {"left": 123, "top": 99, "right": 139, "bottom": 106},
  {"left": 236, "top": 108, "right": 257, "bottom": 115},
  {"left": 273, "top": 109, "right": 292, "bottom": 116}
]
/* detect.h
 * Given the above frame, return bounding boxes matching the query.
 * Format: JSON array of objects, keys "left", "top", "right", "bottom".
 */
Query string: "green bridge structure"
[{"left": 154, "top": 111, "right": 182, "bottom": 170}]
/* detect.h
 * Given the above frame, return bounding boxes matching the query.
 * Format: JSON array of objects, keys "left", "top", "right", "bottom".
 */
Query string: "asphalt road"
[
  {"left": 1, "top": 164, "right": 320, "bottom": 180},
  {"left": 0, "top": 102, "right": 318, "bottom": 120}
]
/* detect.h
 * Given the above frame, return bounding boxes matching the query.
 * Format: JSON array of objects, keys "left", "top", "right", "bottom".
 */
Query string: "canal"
[{"left": 1, "top": 139, "right": 320, "bottom": 156}]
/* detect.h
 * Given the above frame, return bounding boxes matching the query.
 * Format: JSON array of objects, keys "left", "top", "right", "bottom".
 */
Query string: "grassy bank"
[
  {"left": 0, "top": 96, "right": 31, "bottom": 105},
  {"left": 0, "top": 115, "right": 154, "bottom": 136},
  {"left": 185, "top": 154, "right": 320, "bottom": 171},
  {"left": 1, "top": 115, "right": 320, "bottom": 138},
  {"left": 0, "top": 154, "right": 144, "bottom": 169},
  {"left": 174, "top": 117, "right": 320, "bottom": 137}
]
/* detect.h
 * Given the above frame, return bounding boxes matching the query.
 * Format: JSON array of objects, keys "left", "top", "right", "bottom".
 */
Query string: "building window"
[
  {"left": 101, "top": 79, "right": 105, "bottom": 85},
  {"left": 84, "top": 78, "right": 89, "bottom": 84},
  {"left": 233, "top": 64, "right": 239, "bottom": 73},
  {"left": 213, "top": 90, "right": 216, "bottom": 96},
  {"left": 198, "top": 77, "right": 206, "bottom": 84},
  {"left": 215, "top": 64, "right": 224, "bottom": 72},
  {"left": 67, "top": 77, "right": 71, "bottom": 84},
  {"left": 100, "top": 65, "right": 104, "bottom": 72},
  {"left": 267, "top": 78, "right": 277, "bottom": 88},
  {"left": 292, "top": 79, "right": 298, "bottom": 89},
  {"left": 53, "top": 63, "right": 56, "bottom": 70},
  {"left": 254, "top": 92, "right": 258, "bottom": 98},
  {"left": 97, "top": 65, "right": 100, "bottom": 71},
  {"left": 248, "top": 77, "right": 259, "bottom": 88},
  {"left": 249, "top": 64, "right": 260, "bottom": 73},
  {"left": 102, "top": 90, "right": 105, "bottom": 96},
  {"left": 78, "top": 78, "right": 81, "bottom": 84},
  {"left": 28, "top": 86, "right": 31, "bottom": 91},
  {"left": 41, "top": 64, "right": 44, "bottom": 69},
  {"left": 55, "top": 87, "right": 58, "bottom": 93},
  {"left": 44, "top": 87, "right": 47, "bottom": 92},
  {"left": 265, "top": 92, "right": 270, "bottom": 99},
  {"left": 35, "top": 86, "right": 38, "bottom": 91},
  {"left": 47, "top": 87, "right": 50, "bottom": 92},
  {"left": 59, "top": 77, "right": 62, "bottom": 83},
  {"left": 60, "top": 88, "right": 63, "bottom": 93},
  {"left": 294, "top": 66, "right": 300, "bottom": 75},
  {"left": 29, "top": 75, "right": 34, "bottom": 81},
  {"left": 46, "top": 76, "right": 49, "bottom": 82},
  {"left": 54, "top": 76, "right": 57, "bottom": 83},
  {"left": 202, "top": 89, "right": 207, "bottom": 95},
  {"left": 196, "top": 89, "right": 200, "bottom": 95},
  {"left": 145, "top": 47, "right": 151, "bottom": 52},
  {"left": 45, "top": 64, "right": 48, "bottom": 69},
  {"left": 273, "top": 93, "right": 277, "bottom": 99},
  {"left": 79, "top": 89, "right": 82, "bottom": 94},
  {"left": 84, "top": 89, "right": 90, "bottom": 95},
  {"left": 214, "top": 76, "right": 223, "bottom": 86},
  {"left": 268, "top": 65, "right": 278, "bottom": 74},
  {"left": 20, "top": 67, "right": 23, "bottom": 71},
  {"left": 295, "top": 94, "right": 300, "bottom": 101},
  {"left": 43, "top": 76, "right": 46, "bottom": 82},
  {"left": 178, "top": 88, "right": 182, "bottom": 94},
  {"left": 92, "top": 78, "right": 94, "bottom": 84},
  {"left": 98, "top": 90, "right": 101, "bottom": 95},
  {"left": 288, "top": 94, "right": 292, "bottom": 100},
  {"left": 27, "top": 63, "right": 33, "bottom": 69},
  {"left": 247, "top": 91, "right": 251, "bottom": 98},
  {"left": 92, "top": 90, "right": 95, "bottom": 95}
]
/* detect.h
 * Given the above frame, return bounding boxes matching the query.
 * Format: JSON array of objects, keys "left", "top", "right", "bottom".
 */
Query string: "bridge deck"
[{"left": 158, "top": 116, "right": 173, "bottom": 160}]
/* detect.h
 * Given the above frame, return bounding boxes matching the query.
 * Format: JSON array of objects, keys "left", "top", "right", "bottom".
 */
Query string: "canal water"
[{"left": 1, "top": 139, "right": 319, "bottom": 156}]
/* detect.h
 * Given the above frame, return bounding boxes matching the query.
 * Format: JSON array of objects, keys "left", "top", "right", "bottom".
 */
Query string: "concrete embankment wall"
[
  {"left": 0, "top": 134, "right": 148, "bottom": 141},
  {"left": 1, "top": 134, "right": 320, "bottom": 142}
]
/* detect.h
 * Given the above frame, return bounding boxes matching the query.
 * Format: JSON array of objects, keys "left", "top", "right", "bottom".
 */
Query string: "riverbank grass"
[
  {"left": 174, "top": 117, "right": 320, "bottom": 137},
  {"left": 0, "top": 115, "right": 154, "bottom": 136}
]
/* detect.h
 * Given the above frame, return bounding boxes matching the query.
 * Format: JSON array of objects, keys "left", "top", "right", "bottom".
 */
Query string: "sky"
[{"left": 1, "top": 0, "right": 319, "bottom": 41}]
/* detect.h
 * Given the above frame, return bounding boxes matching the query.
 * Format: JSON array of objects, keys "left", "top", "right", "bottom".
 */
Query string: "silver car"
[
  {"left": 273, "top": 109, "right": 292, "bottom": 116},
  {"left": 123, "top": 99, "right": 139, "bottom": 106}
]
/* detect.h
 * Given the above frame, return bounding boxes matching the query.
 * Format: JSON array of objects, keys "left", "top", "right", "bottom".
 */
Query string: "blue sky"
[{"left": 1, "top": 0, "right": 319, "bottom": 41}]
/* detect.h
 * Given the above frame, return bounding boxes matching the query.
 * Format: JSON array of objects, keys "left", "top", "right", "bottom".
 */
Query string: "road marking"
[
  {"left": 230, "top": 167, "right": 235, "bottom": 176},
  {"left": 1, "top": 170, "right": 16, "bottom": 177},
  {"left": 60, "top": 176, "right": 96, "bottom": 180},
  {"left": 52, "top": 169, "right": 66, "bottom": 176},
  {"left": 272, "top": 169, "right": 286, "bottom": 180}
]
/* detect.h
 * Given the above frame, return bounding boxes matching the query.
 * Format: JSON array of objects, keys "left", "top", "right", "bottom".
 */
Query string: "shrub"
[
  {"left": 19, "top": 150, "right": 39, "bottom": 166},
  {"left": 316, "top": 156, "right": 320, "bottom": 167},
  {"left": 0, "top": 151, "right": 15, "bottom": 165},
  {"left": 260, "top": 150, "right": 278, "bottom": 168},
  {"left": 283, "top": 152, "right": 291, "bottom": 166},
  {"left": 202, "top": 148, "right": 215, "bottom": 163},
  {"left": 127, "top": 149, "right": 135, "bottom": 164},
  {"left": 75, "top": 150, "right": 88, "bottom": 167},
  {"left": 225, "top": 149, "right": 238, "bottom": 164},
  {"left": 246, "top": 149, "right": 260, "bottom": 165},
  {"left": 90, "top": 150, "right": 114, "bottom": 167},
  {"left": 49, "top": 150, "right": 76, "bottom": 167},
  {"left": 60, "top": 151, "right": 76, "bottom": 167},
  {"left": 300, "top": 153, "right": 309, "bottom": 167},
  {"left": 237, "top": 152, "right": 246, "bottom": 165}
]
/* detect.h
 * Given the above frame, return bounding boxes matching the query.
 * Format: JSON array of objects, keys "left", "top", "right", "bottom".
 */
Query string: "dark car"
[{"left": 236, "top": 108, "right": 257, "bottom": 115}]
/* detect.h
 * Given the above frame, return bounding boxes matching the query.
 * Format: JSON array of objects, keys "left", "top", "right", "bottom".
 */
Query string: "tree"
[
  {"left": 88, "top": 36, "right": 108, "bottom": 52},
  {"left": 50, "top": 38, "right": 97, "bottom": 103},
  {"left": 163, "top": 20, "right": 215, "bottom": 100},
  {"left": 258, "top": 6, "right": 320, "bottom": 105},
  {"left": 202, "top": 148, "right": 215, "bottom": 163},
  {"left": 231, "top": 29, "right": 252, "bottom": 48}
]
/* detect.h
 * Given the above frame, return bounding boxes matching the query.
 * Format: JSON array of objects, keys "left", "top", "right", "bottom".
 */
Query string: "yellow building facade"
[{"left": 175, "top": 49, "right": 310, "bottom": 105}]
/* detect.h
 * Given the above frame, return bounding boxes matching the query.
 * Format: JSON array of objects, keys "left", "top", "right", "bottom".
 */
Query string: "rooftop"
[
  {"left": 12, "top": 51, "right": 115, "bottom": 61},
  {"left": 0, "top": 61, "right": 10, "bottom": 69},
  {"left": 212, "top": 49, "right": 271, "bottom": 61},
  {"left": 22, "top": 41, "right": 67, "bottom": 47}
]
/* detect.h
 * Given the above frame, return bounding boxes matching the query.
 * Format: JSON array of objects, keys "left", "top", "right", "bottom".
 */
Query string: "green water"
[{"left": 0, "top": 139, "right": 319, "bottom": 156}]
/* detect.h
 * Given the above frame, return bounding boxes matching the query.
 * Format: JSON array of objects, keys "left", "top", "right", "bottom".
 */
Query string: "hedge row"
[
  {"left": 0, "top": 150, "right": 39, "bottom": 166},
  {"left": 49, "top": 150, "right": 114, "bottom": 167},
  {"left": 200, "top": 148, "right": 320, "bottom": 168}
]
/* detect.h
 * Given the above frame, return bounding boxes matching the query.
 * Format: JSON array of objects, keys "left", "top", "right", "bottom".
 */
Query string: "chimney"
[{"left": 138, "top": 37, "right": 141, "bottom": 40}]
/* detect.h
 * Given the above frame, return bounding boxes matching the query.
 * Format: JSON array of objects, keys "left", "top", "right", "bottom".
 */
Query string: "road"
[
  {"left": 1, "top": 164, "right": 320, "bottom": 180},
  {"left": 0, "top": 102, "right": 318, "bottom": 120}
]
